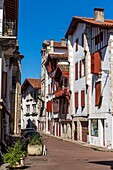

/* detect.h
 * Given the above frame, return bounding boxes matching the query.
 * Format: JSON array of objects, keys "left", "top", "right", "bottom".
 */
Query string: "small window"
[
  {"left": 75, "top": 39, "right": 78, "bottom": 51},
  {"left": 82, "top": 33, "right": 84, "bottom": 47},
  {"left": 95, "top": 32, "right": 103, "bottom": 45},
  {"left": 75, "top": 92, "right": 78, "bottom": 108},
  {"left": 95, "top": 81, "right": 101, "bottom": 106},
  {"left": 75, "top": 62, "right": 78, "bottom": 80}
]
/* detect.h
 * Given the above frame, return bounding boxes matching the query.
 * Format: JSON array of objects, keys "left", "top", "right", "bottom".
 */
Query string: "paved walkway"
[{"left": 24, "top": 133, "right": 113, "bottom": 170}]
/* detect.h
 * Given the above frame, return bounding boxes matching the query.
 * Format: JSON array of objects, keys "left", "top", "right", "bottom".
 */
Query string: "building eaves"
[{"left": 65, "top": 16, "right": 113, "bottom": 38}]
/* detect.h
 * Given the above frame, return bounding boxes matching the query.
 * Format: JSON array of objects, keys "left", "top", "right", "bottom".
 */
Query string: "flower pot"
[{"left": 27, "top": 144, "right": 42, "bottom": 156}]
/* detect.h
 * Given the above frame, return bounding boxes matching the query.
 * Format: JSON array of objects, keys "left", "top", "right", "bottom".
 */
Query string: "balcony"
[
  {"left": 55, "top": 87, "right": 69, "bottom": 98},
  {"left": 3, "top": 20, "right": 16, "bottom": 37}
]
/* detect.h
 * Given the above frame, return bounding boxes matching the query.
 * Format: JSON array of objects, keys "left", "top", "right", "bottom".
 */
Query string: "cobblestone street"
[{"left": 24, "top": 134, "right": 113, "bottom": 170}]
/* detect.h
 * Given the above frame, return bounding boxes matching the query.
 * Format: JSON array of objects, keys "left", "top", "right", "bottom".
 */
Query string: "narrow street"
[{"left": 25, "top": 134, "right": 113, "bottom": 170}]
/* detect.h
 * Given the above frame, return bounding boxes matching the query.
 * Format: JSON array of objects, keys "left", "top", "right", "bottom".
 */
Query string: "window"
[
  {"left": 95, "top": 81, "right": 101, "bottom": 106},
  {"left": 91, "top": 52, "right": 101, "bottom": 74},
  {"left": 81, "top": 90, "right": 85, "bottom": 107},
  {"left": 75, "top": 62, "right": 78, "bottom": 80},
  {"left": 95, "top": 32, "right": 103, "bottom": 45},
  {"left": 91, "top": 119, "right": 98, "bottom": 136},
  {"left": 75, "top": 92, "right": 78, "bottom": 108},
  {"left": 26, "top": 105, "right": 30, "bottom": 113},
  {"left": 75, "top": 39, "right": 78, "bottom": 51},
  {"left": 32, "top": 104, "right": 36, "bottom": 113}
]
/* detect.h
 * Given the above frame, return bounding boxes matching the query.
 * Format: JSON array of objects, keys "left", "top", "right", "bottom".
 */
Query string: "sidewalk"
[{"left": 42, "top": 132, "right": 113, "bottom": 152}]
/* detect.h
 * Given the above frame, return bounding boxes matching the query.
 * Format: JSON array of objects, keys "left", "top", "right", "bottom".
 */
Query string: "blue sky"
[{"left": 18, "top": 0, "right": 113, "bottom": 83}]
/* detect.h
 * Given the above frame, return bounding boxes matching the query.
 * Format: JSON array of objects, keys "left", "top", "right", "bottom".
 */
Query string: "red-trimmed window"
[
  {"left": 75, "top": 62, "right": 78, "bottom": 80},
  {"left": 91, "top": 52, "right": 101, "bottom": 74},
  {"left": 75, "top": 92, "right": 78, "bottom": 107},
  {"left": 81, "top": 90, "right": 85, "bottom": 107},
  {"left": 95, "top": 81, "right": 101, "bottom": 106}
]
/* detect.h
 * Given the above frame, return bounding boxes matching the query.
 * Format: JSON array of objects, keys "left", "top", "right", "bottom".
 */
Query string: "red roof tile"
[
  {"left": 21, "top": 78, "right": 41, "bottom": 92},
  {"left": 65, "top": 16, "right": 113, "bottom": 38},
  {"left": 53, "top": 42, "right": 67, "bottom": 48}
]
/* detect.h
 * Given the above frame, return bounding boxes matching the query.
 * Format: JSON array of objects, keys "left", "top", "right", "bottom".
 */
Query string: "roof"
[
  {"left": 21, "top": 78, "right": 41, "bottom": 92},
  {"left": 65, "top": 16, "right": 113, "bottom": 38}
]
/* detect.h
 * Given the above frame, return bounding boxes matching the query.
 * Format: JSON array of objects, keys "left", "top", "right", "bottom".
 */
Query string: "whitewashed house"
[
  {"left": 21, "top": 78, "right": 41, "bottom": 131},
  {"left": 66, "top": 8, "right": 113, "bottom": 148},
  {"left": 40, "top": 39, "right": 68, "bottom": 134}
]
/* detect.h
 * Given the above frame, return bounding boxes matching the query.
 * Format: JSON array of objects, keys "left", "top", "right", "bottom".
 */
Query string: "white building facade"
[
  {"left": 66, "top": 8, "right": 113, "bottom": 148},
  {"left": 21, "top": 78, "right": 41, "bottom": 131}
]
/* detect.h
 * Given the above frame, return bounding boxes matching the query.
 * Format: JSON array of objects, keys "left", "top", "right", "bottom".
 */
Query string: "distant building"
[{"left": 21, "top": 78, "right": 41, "bottom": 131}]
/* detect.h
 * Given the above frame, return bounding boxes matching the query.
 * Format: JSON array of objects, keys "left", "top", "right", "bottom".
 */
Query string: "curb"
[{"left": 42, "top": 132, "right": 113, "bottom": 152}]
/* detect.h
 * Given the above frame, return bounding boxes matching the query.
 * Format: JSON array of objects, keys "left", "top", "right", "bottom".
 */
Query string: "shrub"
[{"left": 3, "top": 141, "right": 26, "bottom": 167}]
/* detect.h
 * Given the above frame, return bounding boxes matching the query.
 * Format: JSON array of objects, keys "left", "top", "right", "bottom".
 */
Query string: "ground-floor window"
[{"left": 91, "top": 119, "right": 98, "bottom": 137}]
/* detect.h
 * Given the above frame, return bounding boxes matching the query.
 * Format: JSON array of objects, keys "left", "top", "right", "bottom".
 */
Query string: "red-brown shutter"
[
  {"left": 91, "top": 52, "right": 101, "bottom": 74},
  {"left": 94, "top": 52, "right": 101, "bottom": 74},
  {"left": 75, "top": 62, "right": 78, "bottom": 80},
  {"left": 95, "top": 81, "right": 101, "bottom": 106},
  {"left": 91, "top": 54, "right": 94, "bottom": 74},
  {"left": 75, "top": 92, "right": 78, "bottom": 107},
  {"left": 81, "top": 90, "right": 85, "bottom": 107},
  {"left": 80, "top": 61, "right": 82, "bottom": 78},
  {"left": 2, "top": 71, "right": 7, "bottom": 99},
  {"left": 46, "top": 101, "right": 52, "bottom": 112}
]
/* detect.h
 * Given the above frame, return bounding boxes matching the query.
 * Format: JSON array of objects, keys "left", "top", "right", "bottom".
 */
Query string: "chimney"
[
  {"left": 61, "top": 38, "right": 66, "bottom": 46},
  {"left": 94, "top": 8, "right": 104, "bottom": 22}
]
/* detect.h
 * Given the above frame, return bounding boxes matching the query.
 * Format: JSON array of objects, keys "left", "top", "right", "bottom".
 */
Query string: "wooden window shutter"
[
  {"left": 2, "top": 71, "right": 7, "bottom": 99},
  {"left": 91, "top": 54, "right": 94, "bottom": 74},
  {"left": 80, "top": 60, "right": 82, "bottom": 78},
  {"left": 94, "top": 52, "right": 101, "bottom": 74},
  {"left": 76, "top": 39, "right": 78, "bottom": 51},
  {"left": 75, "top": 92, "right": 78, "bottom": 107},
  {"left": 81, "top": 90, "right": 85, "bottom": 107},
  {"left": 91, "top": 52, "right": 101, "bottom": 74},
  {"left": 75, "top": 62, "right": 78, "bottom": 80},
  {"left": 95, "top": 81, "right": 101, "bottom": 106}
]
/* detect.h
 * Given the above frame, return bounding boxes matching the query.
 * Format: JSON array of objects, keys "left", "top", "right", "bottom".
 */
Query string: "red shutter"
[
  {"left": 80, "top": 61, "right": 82, "bottom": 78},
  {"left": 81, "top": 90, "right": 85, "bottom": 107},
  {"left": 2, "top": 71, "right": 7, "bottom": 99},
  {"left": 91, "top": 52, "right": 101, "bottom": 74},
  {"left": 94, "top": 52, "right": 101, "bottom": 74},
  {"left": 95, "top": 81, "right": 101, "bottom": 106},
  {"left": 75, "top": 63, "right": 78, "bottom": 80},
  {"left": 91, "top": 54, "right": 94, "bottom": 74},
  {"left": 75, "top": 92, "right": 78, "bottom": 107},
  {"left": 46, "top": 101, "right": 52, "bottom": 112}
]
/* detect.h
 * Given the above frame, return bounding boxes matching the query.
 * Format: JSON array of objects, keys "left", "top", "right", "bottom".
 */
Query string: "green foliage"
[
  {"left": 3, "top": 140, "right": 26, "bottom": 167},
  {"left": 29, "top": 134, "right": 43, "bottom": 145}
]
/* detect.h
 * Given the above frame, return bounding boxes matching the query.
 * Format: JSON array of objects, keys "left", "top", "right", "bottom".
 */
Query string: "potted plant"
[
  {"left": 27, "top": 134, "right": 44, "bottom": 156},
  {"left": 3, "top": 141, "right": 26, "bottom": 169}
]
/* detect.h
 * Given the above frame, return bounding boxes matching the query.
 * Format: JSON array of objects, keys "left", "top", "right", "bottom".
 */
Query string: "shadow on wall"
[{"left": 26, "top": 119, "right": 37, "bottom": 131}]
